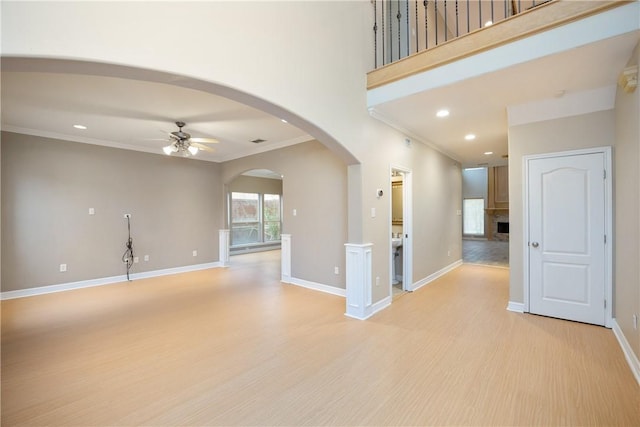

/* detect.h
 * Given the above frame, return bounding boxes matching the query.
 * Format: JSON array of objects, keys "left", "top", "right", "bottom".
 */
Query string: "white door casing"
[
  {"left": 525, "top": 148, "right": 612, "bottom": 326},
  {"left": 389, "top": 165, "right": 413, "bottom": 295}
]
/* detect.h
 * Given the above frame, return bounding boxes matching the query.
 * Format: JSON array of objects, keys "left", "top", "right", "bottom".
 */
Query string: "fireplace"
[{"left": 488, "top": 213, "right": 509, "bottom": 242}]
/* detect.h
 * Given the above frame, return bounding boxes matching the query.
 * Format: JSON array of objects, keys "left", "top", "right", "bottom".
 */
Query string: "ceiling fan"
[{"left": 162, "top": 121, "right": 218, "bottom": 157}]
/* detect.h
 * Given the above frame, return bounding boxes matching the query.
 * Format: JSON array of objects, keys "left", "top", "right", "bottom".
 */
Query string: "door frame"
[
  {"left": 523, "top": 147, "right": 612, "bottom": 327},
  {"left": 390, "top": 164, "right": 413, "bottom": 293}
]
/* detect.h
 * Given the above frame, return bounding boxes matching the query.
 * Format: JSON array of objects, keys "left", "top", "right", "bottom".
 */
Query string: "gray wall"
[
  {"left": 614, "top": 42, "right": 640, "bottom": 360},
  {"left": 1, "top": 132, "right": 222, "bottom": 292},
  {"left": 508, "top": 110, "right": 615, "bottom": 304},
  {"left": 222, "top": 140, "right": 348, "bottom": 289},
  {"left": 229, "top": 175, "right": 282, "bottom": 195}
]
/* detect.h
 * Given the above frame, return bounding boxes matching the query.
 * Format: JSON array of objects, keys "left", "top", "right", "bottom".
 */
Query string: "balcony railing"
[
  {"left": 368, "top": 0, "right": 628, "bottom": 89},
  {"left": 372, "top": 0, "right": 554, "bottom": 69}
]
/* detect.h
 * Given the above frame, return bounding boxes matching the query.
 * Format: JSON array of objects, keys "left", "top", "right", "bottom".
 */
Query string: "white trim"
[
  {"left": 344, "top": 296, "right": 392, "bottom": 321},
  {"left": 0, "top": 262, "right": 221, "bottom": 300},
  {"left": 283, "top": 276, "right": 346, "bottom": 298},
  {"left": 523, "top": 147, "right": 613, "bottom": 327},
  {"left": 412, "top": 259, "right": 463, "bottom": 291},
  {"left": 280, "top": 234, "right": 292, "bottom": 282},
  {"left": 507, "top": 85, "right": 616, "bottom": 127},
  {"left": 2, "top": 125, "right": 313, "bottom": 164},
  {"left": 219, "top": 229, "right": 230, "bottom": 267},
  {"left": 389, "top": 164, "right": 413, "bottom": 296},
  {"left": 506, "top": 301, "right": 525, "bottom": 313},
  {"left": 345, "top": 243, "right": 373, "bottom": 320},
  {"left": 612, "top": 319, "right": 640, "bottom": 386}
]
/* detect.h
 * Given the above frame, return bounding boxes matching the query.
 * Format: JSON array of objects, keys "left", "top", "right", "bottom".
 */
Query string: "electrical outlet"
[
  {"left": 88, "top": 208, "right": 95, "bottom": 215},
  {"left": 447, "top": 250, "right": 451, "bottom": 257},
  {"left": 192, "top": 250, "right": 198, "bottom": 257},
  {"left": 633, "top": 314, "right": 638, "bottom": 330},
  {"left": 133, "top": 257, "right": 139, "bottom": 263},
  {"left": 293, "top": 209, "right": 297, "bottom": 216},
  {"left": 123, "top": 213, "right": 131, "bottom": 219},
  {"left": 334, "top": 266, "right": 339, "bottom": 275},
  {"left": 144, "top": 255, "right": 149, "bottom": 262},
  {"left": 59, "top": 263, "right": 67, "bottom": 272},
  {"left": 371, "top": 207, "right": 376, "bottom": 218},
  {"left": 375, "top": 276, "right": 380, "bottom": 287}
]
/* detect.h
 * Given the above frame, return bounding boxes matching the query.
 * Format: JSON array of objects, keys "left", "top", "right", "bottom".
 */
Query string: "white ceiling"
[
  {"left": 1, "top": 30, "right": 638, "bottom": 168},
  {"left": 370, "top": 31, "right": 639, "bottom": 167},
  {"left": 1, "top": 71, "right": 312, "bottom": 163}
]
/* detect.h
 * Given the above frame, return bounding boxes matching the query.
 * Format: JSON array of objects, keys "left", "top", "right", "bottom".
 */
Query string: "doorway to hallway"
[{"left": 462, "top": 240, "right": 509, "bottom": 268}]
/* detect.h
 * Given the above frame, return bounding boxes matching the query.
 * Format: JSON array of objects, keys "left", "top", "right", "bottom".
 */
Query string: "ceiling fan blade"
[
  {"left": 190, "top": 137, "right": 219, "bottom": 144},
  {"left": 191, "top": 143, "right": 215, "bottom": 152}
]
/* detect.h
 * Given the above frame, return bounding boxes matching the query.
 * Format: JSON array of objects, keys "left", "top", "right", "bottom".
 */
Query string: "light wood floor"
[{"left": 2, "top": 251, "right": 639, "bottom": 426}]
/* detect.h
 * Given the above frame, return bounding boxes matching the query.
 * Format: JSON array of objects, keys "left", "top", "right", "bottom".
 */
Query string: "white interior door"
[{"left": 528, "top": 152, "right": 606, "bottom": 326}]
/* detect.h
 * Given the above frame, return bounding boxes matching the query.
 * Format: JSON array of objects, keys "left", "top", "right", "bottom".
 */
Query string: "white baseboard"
[
  {"left": 612, "top": 319, "right": 640, "bottom": 386},
  {"left": 507, "top": 301, "right": 525, "bottom": 313},
  {"left": 345, "top": 295, "right": 392, "bottom": 320},
  {"left": 412, "top": 259, "right": 463, "bottom": 291},
  {"left": 1, "top": 261, "right": 221, "bottom": 300},
  {"left": 283, "top": 276, "right": 346, "bottom": 297}
]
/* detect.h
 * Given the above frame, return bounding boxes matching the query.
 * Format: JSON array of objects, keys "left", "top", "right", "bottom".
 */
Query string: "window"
[
  {"left": 263, "top": 194, "right": 281, "bottom": 242},
  {"left": 463, "top": 198, "right": 485, "bottom": 236},
  {"left": 230, "top": 192, "right": 281, "bottom": 247}
]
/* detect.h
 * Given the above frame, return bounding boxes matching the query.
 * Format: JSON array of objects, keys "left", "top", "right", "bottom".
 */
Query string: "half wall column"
[
  {"left": 345, "top": 243, "right": 373, "bottom": 319},
  {"left": 219, "top": 229, "right": 230, "bottom": 267},
  {"left": 281, "top": 234, "right": 292, "bottom": 283}
]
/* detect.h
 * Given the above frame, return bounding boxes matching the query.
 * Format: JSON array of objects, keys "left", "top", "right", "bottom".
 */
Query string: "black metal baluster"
[
  {"left": 444, "top": 0, "right": 447, "bottom": 41},
  {"left": 415, "top": 0, "right": 418, "bottom": 52},
  {"left": 389, "top": 1, "right": 393, "bottom": 62},
  {"left": 382, "top": 0, "right": 385, "bottom": 65},
  {"left": 435, "top": 0, "right": 438, "bottom": 45},
  {"left": 406, "top": 0, "right": 410, "bottom": 56},
  {"left": 424, "top": 0, "right": 428, "bottom": 49},
  {"left": 518, "top": 0, "right": 521, "bottom": 14},
  {"left": 479, "top": 0, "right": 482, "bottom": 28},
  {"left": 467, "top": 0, "right": 470, "bottom": 33},
  {"left": 505, "top": 0, "right": 508, "bottom": 20},
  {"left": 455, "top": 0, "right": 459, "bottom": 37},
  {"left": 397, "top": 0, "right": 401, "bottom": 60},
  {"left": 374, "top": 0, "right": 378, "bottom": 68}
]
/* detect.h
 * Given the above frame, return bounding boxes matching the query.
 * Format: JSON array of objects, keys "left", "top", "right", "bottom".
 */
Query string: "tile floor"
[{"left": 462, "top": 239, "right": 509, "bottom": 267}]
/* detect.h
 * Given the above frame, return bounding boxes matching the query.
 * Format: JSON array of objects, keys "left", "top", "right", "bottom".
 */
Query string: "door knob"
[{"left": 531, "top": 242, "right": 539, "bottom": 248}]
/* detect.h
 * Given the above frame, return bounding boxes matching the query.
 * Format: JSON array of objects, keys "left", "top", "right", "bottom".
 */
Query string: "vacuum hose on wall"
[{"left": 122, "top": 215, "right": 134, "bottom": 281}]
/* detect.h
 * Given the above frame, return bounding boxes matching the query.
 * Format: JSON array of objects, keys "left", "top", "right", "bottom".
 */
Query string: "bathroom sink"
[{"left": 391, "top": 237, "right": 403, "bottom": 248}]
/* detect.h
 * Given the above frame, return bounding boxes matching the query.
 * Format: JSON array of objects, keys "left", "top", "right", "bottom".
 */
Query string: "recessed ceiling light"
[
  {"left": 436, "top": 109, "right": 450, "bottom": 118},
  {"left": 464, "top": 134, "right": 476, "bottom": 140},
  {"left": 484, "top": 20, "right": 493, "bottom": 27},
  {"left": 281, "top": 119, "right": 288, "bottom": 123},
  {"left": 484, "top": 151, "right": 493, "bottom": 155},
  {"left": 73, "top": 124, "right": 87, "bottom": 130}
]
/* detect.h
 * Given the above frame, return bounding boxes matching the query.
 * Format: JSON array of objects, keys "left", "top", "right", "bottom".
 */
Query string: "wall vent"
[{"left": 251, "top": 138, "right": 266, "bottom": 144}]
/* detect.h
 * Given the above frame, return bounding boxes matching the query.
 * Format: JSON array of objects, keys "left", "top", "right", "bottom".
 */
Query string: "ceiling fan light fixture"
[
  {"left": 163, "top": 145, "right": 174, "bottom": 155},
  {"left": 188, "top": 145, "right": 199, "bottom": 156}
]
